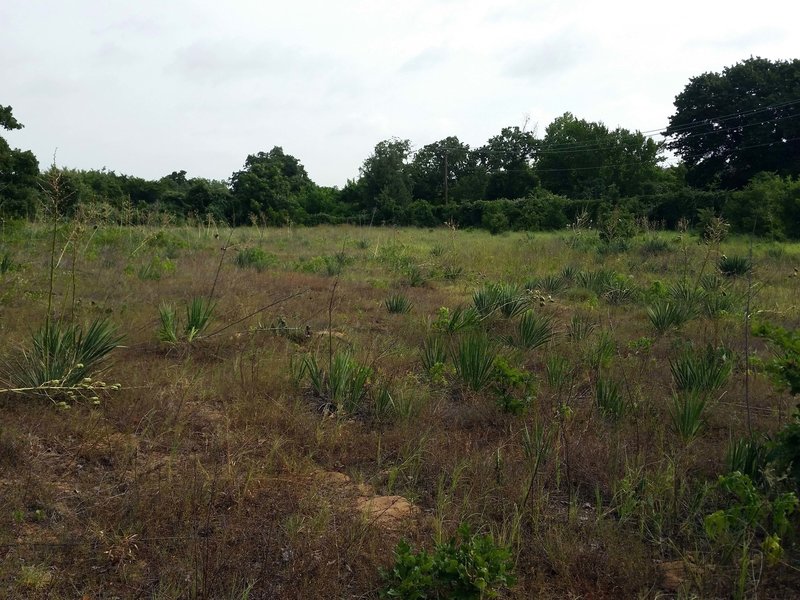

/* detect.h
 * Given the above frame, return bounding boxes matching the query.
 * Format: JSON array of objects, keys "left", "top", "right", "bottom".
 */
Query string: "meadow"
[{"left": 1, "top": 218, "right": 799, "bottom": 598}]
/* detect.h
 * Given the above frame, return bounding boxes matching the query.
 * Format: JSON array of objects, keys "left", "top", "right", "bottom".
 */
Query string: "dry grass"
[{"left": 1, "top": 223, "right": 799, "bottom": 598}]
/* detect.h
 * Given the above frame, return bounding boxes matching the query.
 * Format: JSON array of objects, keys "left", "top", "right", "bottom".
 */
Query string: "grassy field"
[{"left": 1, "top": 221, "right": 799, "bottom": 598}]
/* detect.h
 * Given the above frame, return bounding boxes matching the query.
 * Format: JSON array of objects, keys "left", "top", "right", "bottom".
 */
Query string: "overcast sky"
[{"left": 2, "top": 0, "right": 798, "bottom": 187}]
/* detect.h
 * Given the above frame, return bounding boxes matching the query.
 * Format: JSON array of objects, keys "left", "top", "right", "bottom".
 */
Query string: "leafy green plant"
[
  {"left": 7, "top": 319, "right": 122, "bottom": 401},
  {"left": 718, "top": 254, "right": 752, "bottom": 277},
  {"left": 380, "top": 524, "right": 515, "bottom": 599},
  {"left": 647, "top": 301, "right": 692, "bottom": 335},
  {"left": 752, "top": 320, "right": 800, "bottom": 395},
  {"left": 472, "top": 284, "right": 502, "bottom": 318},
  {"left": 670, "top": 344, "right": 732, "bottom": 394},
  {"left": 235, "top": 247, "right": 276, "bottom": 271},
  {"left": 432, "top": 306, "right": 480, "bottom": 334},
  {"left": 595, "top": 377, "right": 627, "bottom": 422},
  {"left": 452, "top": 333, "right": 497, "bottom": 392},
  {"left": 185, "top": 297, "right": 216, "bottom": 341},
  {"left": 385, "top": 293, "right": 413, "bottom": 314},
  {"left": 300, "top": 351, "right": 372, "bottom": 414},
  {"left": 491, "top": 357, "right": 534, "bottom": 414},
  {"left": 421, "top": 335, "right": 447, "bottom": 374},
  {"left": 157, "top": 303, "right": 179, "bottom": 343},
  {"left": 670, "top": 392, "right": 707, "bottom": 445},
  {"left": 567, "top": 314, "right": 595, "bottom": 342},
  {"left": 514, "top": 310, "right": 554, "bottom": 351},
  {"left": 535, "top": 274, "right": 567, "bottom": 295}
]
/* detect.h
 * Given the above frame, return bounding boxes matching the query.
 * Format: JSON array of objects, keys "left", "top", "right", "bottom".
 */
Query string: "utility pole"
[{"left": 443, "top": 149, "right": 449, "bottom": 205}]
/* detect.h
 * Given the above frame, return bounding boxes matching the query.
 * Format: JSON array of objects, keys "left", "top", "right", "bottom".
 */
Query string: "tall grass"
[
  {"left": 670, "top": 344, "right": 732, "bottom": 394},
  {"left": 515, "top": 310, "right": 554, "bottom": 350},
  {"left": 452, "top": 333, "right": 497, "bottom": 392}
]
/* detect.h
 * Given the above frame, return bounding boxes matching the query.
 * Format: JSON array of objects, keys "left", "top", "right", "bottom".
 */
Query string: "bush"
[
  {"left": 235, "top": 247, "right": 276, "bottom": 271},
  {"left": 380, "top": 524, "right": 515, "bottom": 599},
  {"left": 718, "top": 254, "right": 752, "bottom": 277},
  {"left": 670, "top": 344, "right": 732, "bottom": 393},
  {"left": 452, "top": 334, "right": 497, "bottom": 392}
]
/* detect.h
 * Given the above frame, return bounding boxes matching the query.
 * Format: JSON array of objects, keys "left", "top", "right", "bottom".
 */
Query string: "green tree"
[
  {"left": 665, "top": 57, "right": 800, "bottom": 189},
  {"left": 0, "top": 105, "right": 40, "bottom": 218},
  {"left": 478, "top": 126, "right": 538, "bottom": 200},
  {"left": 409, "top": 136, "right": 483, "bottom": 204},
  {"left": 355, "top": 138, "right": 413, "bottom": 223},
  {"left": 537, "top": 112, "right": 662, "bottom": 199},
  {"left": 229, "top": 147, "right": 314, "bottom": 225}
]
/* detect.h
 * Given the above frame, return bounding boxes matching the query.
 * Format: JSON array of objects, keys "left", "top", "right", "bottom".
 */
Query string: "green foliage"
[
  {"left": 157, "top": 303, "right": 179, "bottom": 344},
  {"left": 452, "top": 334, "right": 497, "bottom": 392},
  {"left": 491, "top": 357, "right": 534, "bottom": 414},
  {"left": 647, "top": 301, "right": 692, "bottom": 335},
  {"left": 666, "top": 57, "right": 800, "bottom": 189},
  {"left": 670, "top": 393, "right": 707, "bottom": 445},
  {"left": 138, "top": 255, "right": 176, "bottom": 280},
  {"left": 717, "top": 254, "right": 752, "bottom": 277},
  {"left": 595, "top": 377, "right": 627, "bottom": 422},
  {"left": 185, "top": 297, "right": 216, "bottom": 341},
  {"left": 670, "top": 344, "right": 732, "bottom": 394},
  {"left": 385, "top": 293, "right": 413, "bottom": 314},
  {"left": 235, "top": 247, "right": 276, "bottom": 271},
  {"left": 473, "top": 283, "right": 528, "bottom": 319},
  {"left": 432, "top": 306, "right": 480, "bottom": 334},
  {"left": 639, "top": 236, "right": 671, "bottom": 255},
  {"left": 567, "top": 314, "right": 595, "bottom": 342},
  {"left": 514, "top": 310, "right": 554, "bottom": 351},
  {"left": 10, "top": 319, "right": 122, "bottom": 395},
  {"left": 300, "top": 351, "right": 372, "bottom": 414},
  {"left": 705, "top": 472, "right": 798, "bottom": 566},
  {"left": 752, "top": 321, "right": 800, "bottom": 395},
  {"left": 421, "top": 335, "right": 448, "bottom": 375},
  {"left": 380, "top": 524, "right": 515, "bottom": 599}
]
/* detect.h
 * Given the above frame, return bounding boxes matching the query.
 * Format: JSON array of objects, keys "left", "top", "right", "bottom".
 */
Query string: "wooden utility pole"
[{"left": 443, "top": 149, "right": 449, "bottom": 205}]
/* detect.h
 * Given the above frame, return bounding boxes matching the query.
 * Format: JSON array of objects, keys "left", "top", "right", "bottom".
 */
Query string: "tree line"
[{"left": 2, "top": 57, "right": 799, "bottom": 237}]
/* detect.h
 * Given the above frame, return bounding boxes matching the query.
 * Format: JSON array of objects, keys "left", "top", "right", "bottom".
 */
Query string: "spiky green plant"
[
  {"left": 496, "top": 283, "right": 529, "bottom": 318},
  {"left": 515, "top": 310, "right": 554, "bottom": 350},
  {"left": 235, "top": 247, "right": 275, "bottom": 271},
  {"left": 537, "top": 274, "right": 567, "bottom": 295},
  {"left": 670, "top": 392, "right": 707, "bottom": 445},
  {"left": 329, "top": 350, "right": 372, "bottom": 414},
  {"left": 452, "top": 333, "right": 497, "bottom": 392},
  {"left": 472, "top": 284, "right": 503, "bottom": 318},
  {"left": 185, "top": 297, "right": 216, "bottom": 341},
  {"left": 12, "top": 319, "right": 122, "bottom": 393},
  {"left": 421, "top": 335, "right": 447, "bottom": 373},
  {"left": 385, "top": 293, "right": 413, "bottom": 314},
  {"left": 157, "top": 303, "right": 179, "bottom": 343},
  {"left": 567, "top": 314, "right": 595, "bottom": 342},
  {"left": 670, "top": 344, "right": 732, "bottom": 394},
  {"left": 595, "top": 377, "right": 627, "bottom": 422},
  {"left": 647, "top": 301, "right": 692, "bottom": 335},
  {"left": 433, "top": 305, "right": 481, "bottom": 334},
  {"left": 718, "top": 254, "right": 752, "bottom": 277}
]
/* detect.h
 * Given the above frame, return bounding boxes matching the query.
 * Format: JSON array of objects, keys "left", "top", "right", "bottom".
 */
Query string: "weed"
[
  {"left": 514, "top": 310, "right": 554, "bottom": 351},
  {"left": 235, "top": 247, "right": 276, "bottom": 271},
  {"left": 301, "top": 350, "right": 372, "bottom": 414},
  {"left": 647, "top": 301, "right": 692, "bottom": 335},
  {"left": 452, "top": 333, "right": 497, "bottom": 392},
  {"left": 670, "top": 393, "right": 707, "bottom": 445},
  {"left": 595, "top": 377, "right": 627, "bottom": 422},
  {"left": 385, "top": 293, "right": 413, "bottom": 314},
  {"left": 718, "top": 254, "right": 752, "bottom": 277},
  {"left": 185, "top": 297, "right": 216, "bottom": 341},
  {"left": 380, "top": 524, "right": 515, "bottom": 599},
  {"left": 442, "top": 264, "right": 463, "bottom": 280},
  {"left": 567, "top": 313, "right": 595, "bottom": 342},
  {"left": 670, "top": 344, "right": 732, "bottom": 394},
  {"left": 421, "top": 335, "right": 447, "bottom": 374},
  {"left": 432, "top": 305, "right": 480, "bottom": 334}
]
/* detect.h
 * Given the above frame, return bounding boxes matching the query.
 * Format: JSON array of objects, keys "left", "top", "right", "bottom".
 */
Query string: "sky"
[{"left": 2, "top": 0, "right": 798, "bottom": 187}]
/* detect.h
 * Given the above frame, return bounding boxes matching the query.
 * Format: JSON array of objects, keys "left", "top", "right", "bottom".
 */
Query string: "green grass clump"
[
  {"left": 595, "top": 377, "right": 627, "bottom": 422},
  {"left": 647, "top": 301, "right": 692, "bottom": 335},
  {"left": 718, "top": 254, "right": 752, "bottom": 277},
  {"left": 235, "top": 247, "right": 276, "bottom": 271},
  {"left": 385, "top": 293, "right": 413, "bottom": 314},
  {"left": 10, "top": 319, "right": 122, "bottom": 392},
  {"left": 452, "top": 333, "right": 497, "bottom": 392},
  {"left": 514, "top": 310, "right": 554, "bottom": 350},
  {"left": 670, "top": 344, "right": 732, "bottom": 394}
]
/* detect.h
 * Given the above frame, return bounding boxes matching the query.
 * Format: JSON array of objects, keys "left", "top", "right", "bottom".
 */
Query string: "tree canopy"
[
  {"left": 665, "top": 57, "right": 800, "bottom": 189},
  {"left": 0, "top": 105, "right": 40, "bottom": 217}
]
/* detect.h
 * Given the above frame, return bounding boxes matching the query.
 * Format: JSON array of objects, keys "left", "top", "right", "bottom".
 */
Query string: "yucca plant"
[
  {"left": 595, "top": 377, "right": 627, "bottom": 422},
  {"left": 496, "top": 283, "right": 529, "bottom": 319},
  {"left": 385, "top": 293, "right": 413, "bottom": 314},
  {"left": 421, "top": 335, "right": 447, "bottom": 373},
  {"left": 329, "top": 350, "right": 372, "bottom": 414},
  {"left": 576, "top": 269, "right": 617, "bottom": 295},
  {"left": 718, "top": 254, "right": 752, "bottom": 277},
  {"left": 726, "top": 436, "right": 768, "bottom": 485},
  {"left": 647, "top": 301, "right": 691, "bottom": 335},
  {"left": 185, "top": 297, "right": 216, "bottom": 341},
  {"left": 157, "top": 303, "right": 179, "bottom": 343},
  {"left": 433, "top": 305, "right": 481, "bottom": 334},
  {"left": 452, "top": 333, "right": 497, "bottom": 392},
  {"left": 515, "top": 310, "right": 554, "bottom": 350},
  {"left": 538, "top": 274, "right": 567, "bottom": 295},
  {"left": 568, "top": 314, "right": 595, "bottom": 342},
  {"left": 442, "top": 264, "right": 463, "bottom": 281},
  {"left": 11, "top": 319, "right": 122, "bottom": 394},
  {"left": 667, "top": 280, "right": 704, "bottom": 312},
  {"left": 670, "top": 392, "right": 707, "bottom": 445},
  {"left": 472, "top": 284, "right": 503, "bottom": 318},
  {"left": 670, "top": 344, "right": 732, "bottom": 394}
]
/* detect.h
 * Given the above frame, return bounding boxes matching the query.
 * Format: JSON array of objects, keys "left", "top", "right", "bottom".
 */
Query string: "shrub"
[
  {"left": 421, "top": 335, "right": 447, "bottom": 374},
  {"left": 301, "top": 351, "right": 372, "bottom": 414},
  {"left": 718, "top": 254, "right": 752, "bottom": 277},
  {"left": 380, "top": 524, "right": 515, "bottom": 599},
  {"left": 10, "top": 319, "right": 122, "bottom": 396},
  {"left": 385, "top": 293, "right": 413, "bottom": 314},
  {"left": 595, "top": 377, "right": 627, "bottom": 422},
  {"left": 670, "top": 344, "right": 732, "bottom": 394},
  {"left": 432, "top": 306, "right": 481, "bottom": 334},
  {"left": 515, "top": 310, "right": 554, "bottom": 350},
  {"left": 235, "top": 247, "right": 275, "bottom": 271},
  {"left": 670, "top": 392, "right": 707, "bottom": 445},
  {"left": 647, "top": 301, "right": 692, "bottom": 335},
  {"left": 452, "top": 333, "right": 497, "bottom": 392}
]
